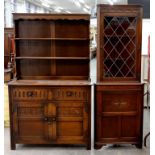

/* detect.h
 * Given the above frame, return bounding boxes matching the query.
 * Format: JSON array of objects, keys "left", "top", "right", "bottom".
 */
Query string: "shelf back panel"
[
  {"left": 16, "top": 59, "right": 53, "bottom": 77},
  {"left": 16, "top": 59, "right": 89, "bottom": 79},
  {"left": 55, "top": 40, "right": 89, "bottom": 57},
  {"left": 15, "top": 20, "right": 51, "bottom": 38},
  {"left": 56, "top": 60, "right": 89, "bottom": 77},
  {"left": 55, "top": 20, "right": 89, "bottom": 38},
  {"left": 16, "top": 40, "right": 51, "bottom": 57}
]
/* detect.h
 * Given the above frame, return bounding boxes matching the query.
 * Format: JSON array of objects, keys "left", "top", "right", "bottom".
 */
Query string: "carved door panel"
[
  {"left": 12, "top": 101, "right": 57, "bottom": 142},
  {"left": 12, "top": 101, "right": 45, "bottom": 142},
  {"left": 56, "top": 101, "right": 88, "bottom": 143},
  {"left": 44, "top": 103, "right": 57, "bottom": 140}
]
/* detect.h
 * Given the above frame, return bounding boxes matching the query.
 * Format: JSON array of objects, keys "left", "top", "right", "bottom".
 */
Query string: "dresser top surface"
[
  {"left": 8, "top": 80, "right": 92, "bottom": 86},
  {"left": 95, "top": 82, "right": 144, "bottom": 86}
]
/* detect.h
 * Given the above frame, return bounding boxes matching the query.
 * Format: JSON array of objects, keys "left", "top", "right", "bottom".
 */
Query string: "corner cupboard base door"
[{"left": 95, "top": 84, "right": 144, "bottom": 149}]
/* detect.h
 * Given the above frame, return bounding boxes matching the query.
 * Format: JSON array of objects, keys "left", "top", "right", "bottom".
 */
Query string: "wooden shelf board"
[
  {"left": 13, "top": 76, "right": 89, "bottom": 81},
  {"left": 15, "top": 57, "right": 90, "bottom": 60}
]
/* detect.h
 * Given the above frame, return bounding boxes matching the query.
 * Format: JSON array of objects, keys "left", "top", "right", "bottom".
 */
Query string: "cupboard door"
[
  {"left": 13, "top": 101, "right": 87, "bottom": 143},
  {"left": 121, "top": 116, "right": 139, "bottom": 138},
  {"left": 101, "top": 116, "right": 120, "bottom": 139},
  {"left": 12, "top": 101, "right": 46, "bottom": 143},
  {"left": 44, "top": 103, "right": 57, "bottom": 140},
  {"left": 56, "top": 101, "right": 88, "bottom": 143},
  {"left": 102, "top": 16, "right": 138, "bottom": 80},
  {"left": 95, "top": 85, "right": 143, "bottom": 144},
  {"left": 97, "top": 115, "right": 139, "bottom": 142}
]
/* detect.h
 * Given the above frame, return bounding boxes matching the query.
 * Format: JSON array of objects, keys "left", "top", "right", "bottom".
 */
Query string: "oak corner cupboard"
[
  {"left": 97, "top": 4, "right": 142, "bottom": 83},
  {"left": 95, "top": 4, "right": 144, "bottom": 149},
  {"left": 8, "top": 13, "right": 91, "bottom": 150}
]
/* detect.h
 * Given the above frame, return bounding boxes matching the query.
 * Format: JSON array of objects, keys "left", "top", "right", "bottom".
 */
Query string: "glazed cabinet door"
[{"left": 97, "top": 5, "right": 142, "bottom": 82}]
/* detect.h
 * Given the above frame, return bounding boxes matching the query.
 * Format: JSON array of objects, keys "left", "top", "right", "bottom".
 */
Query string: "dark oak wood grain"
[
  {"left": 14, "top": 14, "right": 90, "bottom": 80},
  {"left": 94, "top": 83, "right": 144, "bottom": 149},
  {"left": 9, "top": 84, "right": 91, "bottom": 149},
  {"left": 95, "top": 5, "right": 144, "bottom": 149},
  {"left": 8, "top": 14, "right": 91, "bottom": 150}
]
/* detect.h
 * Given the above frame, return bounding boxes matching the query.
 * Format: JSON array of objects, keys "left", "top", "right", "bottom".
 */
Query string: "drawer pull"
[
  {"left": 49, "top": 117, "right": 56, "bottom": 122},
  {"left": 52, "top": 117, "right": 56, "bottom": 121},
  {"left": 66, "top": 91, "right": 73, "bottom": 97},
  {"left": 44, "top": 117, "right": 48, "bottom": 121},
  {"left": 27, "top": 91, "right": 34, "bottom": 97},
  {"left": 121, "top": 102, "right": 127, "bottom": 105},
  {"left": 43, "top": 117, "right": 56, "bottom": 122},
  {"left": 113, "top": 102, "right": 119, "bottom": 105}
]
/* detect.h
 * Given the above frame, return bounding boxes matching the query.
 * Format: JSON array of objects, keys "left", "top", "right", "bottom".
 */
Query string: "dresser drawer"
[
  {"left": 50, "top": 87, "right": 88, "bottom": 101},
  {"left": 102, "top": 93, "right": 138, "bottom": 112},
  {"left": 12, "top": 87, "right": 48, "bottom": 100}
]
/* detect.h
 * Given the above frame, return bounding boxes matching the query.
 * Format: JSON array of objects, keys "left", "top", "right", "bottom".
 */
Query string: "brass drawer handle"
[
  {"left": 121, "top": 102, "right": 127, "bottom": 105},
  {"left": 44, "top": 117, "right": 48, "bottom": 121},
  {"left": 27, "top": 91, "right": 34, "bottom": 97},
  {"left": 52, "top": 117, "right": 56, "bottom": 121},
  {"left": 113, "top": 102, "right": 119, "bottom": 105},
  {"left": 43, "top": 117, "right": 56, "bottom": 122}
]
